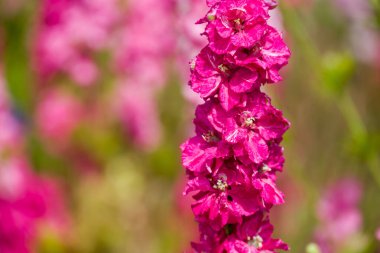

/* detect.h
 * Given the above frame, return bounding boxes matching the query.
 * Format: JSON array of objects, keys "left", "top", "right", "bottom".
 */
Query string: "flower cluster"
[
  {"left": 34, "top": 0, "right": 120, "bottom": 86},
  {"left": 34, "top": 0, "right": 176, "bottom": 151},
  {"left": 113, "top": 0, "right": 176, "bottom": 150},
  {"left": 180, "top": 0, "right": 291, "bottom": 251}
]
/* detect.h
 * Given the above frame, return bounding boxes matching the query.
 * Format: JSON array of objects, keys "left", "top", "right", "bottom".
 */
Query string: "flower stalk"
[{"left": 181, "top": 0, "right": 291, "bottom": 251}]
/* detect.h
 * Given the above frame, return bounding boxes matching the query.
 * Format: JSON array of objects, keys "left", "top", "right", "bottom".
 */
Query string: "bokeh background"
[{"left": 0, "top": 0, "right": 379, "bottom": 252}]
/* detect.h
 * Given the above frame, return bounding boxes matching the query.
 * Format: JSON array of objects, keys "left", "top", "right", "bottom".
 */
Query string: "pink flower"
[
  {"left": 193, "top": 212, "right": 288, "bottom": 252},
  {"left": 333, "top": 0, "right": 371, "bottom": 22},
  {"left": 222, "top": 212, "right": 288, "bottom": 252},
  {"left": 202, "top": 0, "right": 270, "bottom": 53},
  {"left": 0, "top": 158, "right": 70, "bottom": 253},
  {"left": 190, "top": 26, "right": 290, "bottom": 109},
  {"left": 376, "top": 228, "right": 380, "bottom": 241},
  {"left": 188, "top": 161, "right": 262, "bottom": 229},
  {"left": 315, "top": 178, "right": 363, "bottom": 253},
  {"left": 190, "top": 47, "right": 259, "bottom": 105},
  {"left": 34, "top": 0, "right": 120, "bottom": 86},
  {"left": 112, "top": 0, "right": 176, "bottom": 150},
  {"left": 0, "top": 113, "right": 23, "bottom": 153},
  {"left": 190, "top": 92, "right": 289, "bottom": 164},
  {"left": 230, "top": 25, "right": 291, "bottom": 83},
  {"left": 180, "top": 0, "right": 290, "bottom": 251},
  {"left": 181, "top": 135, "right": 230, "bottom": 173},
  {"left": 116, "top": 83, "right": 162, "bottom": 151},
  {"left": 36, "top": 90, "right": 82, "bottom": 144}
]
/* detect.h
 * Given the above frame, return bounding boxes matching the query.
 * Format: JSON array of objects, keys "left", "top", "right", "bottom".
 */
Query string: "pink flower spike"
[{"left": 180, "top": 0, "right": 291, "bottom": 250}]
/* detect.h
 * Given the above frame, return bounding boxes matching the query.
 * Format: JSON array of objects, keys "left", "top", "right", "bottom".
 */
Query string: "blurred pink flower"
[
  {"left": 350, "top": 24, "right": 380, "bottom": 65},
  {"left": 0, "top": 158, "right": 70, "bottom": 253},
  {"left": 315, "top": 178, "right": 362, "bottom": 253},
  {"left": 66, "top": 57, "right": 99, "bottom": 86},
  {"left": 333, "top": 0, "right": 370, "bottom": 21},
  {"left": 34, "top": 0, "right": 121, "bottom": 86},
  {"left": 0, "top": 113, "right": 23, "bottom": 153},
  {"left": 112, "top": 0, "right": 176, "bottom": 150},
  {"left": 376, "top": 228, "right": 380, "bottom": 241},
  {"left": 36, "top": 90, "right": 82, "bottom": 144},
  {"left": 114, "top": 0, "right": 175, "bottom": 85},
  {"left": 37, "top": 177, "right": 71, "bottom": 237},
  {"left": 115, "top": 83, "right": 162, "bottom": 151},
  {"left": 178, "top": 0, "right": 208, "bottom": 51},
  {"left": 331, "top": 0, "right": 380, "bottom": 66}
]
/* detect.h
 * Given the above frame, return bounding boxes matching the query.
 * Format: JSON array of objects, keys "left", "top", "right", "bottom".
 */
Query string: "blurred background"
[{"left": 0, "top": 0, "right": 379, "bottom": 252}]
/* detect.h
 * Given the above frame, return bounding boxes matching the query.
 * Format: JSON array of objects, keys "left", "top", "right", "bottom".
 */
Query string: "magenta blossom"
[
  {"left": 115, "top": 84, "right": 163, "bottom": 151},
  {"left": 192, "top": 212, "right": 288, "bottom": 252},
  {"left": 34, "top": 0, "right": 120, "bottom": 86},
  {"left": 190, "top": 24, "right": 290, "bottom": 109},
  {"left": 187, "top": 160, "right": 262, "bottom": 229},
  {"left": 230, "top": 25, "right": 290, "bottom": 83},
  {"left": 112, "top": 0, "right": 176, "bottom": 150},
  {"left": 0, "top": 158, "right": 69, "bottom": 253},
  {"left": 221, "top": 212, "right": 288, "bottom": 252},
  {"left": 190, "top": 46, "right": 259, "bottom": 110},
  {"left": 180, "top": 0, "right": 290, "bottom": 251},
  {"left": 201, "top": 0, "right": 271, "bottom": 53},
  {"left": 190, "top": 92, "right": 289, "bottom": 165}
]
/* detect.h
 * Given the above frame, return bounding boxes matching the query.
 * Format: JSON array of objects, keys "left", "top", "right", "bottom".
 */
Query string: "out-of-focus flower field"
[{"left": 0, "top": 0, "right": 379, "bottom": 252}]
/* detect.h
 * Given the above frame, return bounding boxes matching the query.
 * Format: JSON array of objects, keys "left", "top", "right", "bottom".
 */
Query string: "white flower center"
[
  {"left": 261, "top": 164, "right": 272, "bottom": 172},
  {"left": 218, "top": 64, "right": 229, "bottom": 73},
  {"left": 213, "top": 174, "right": 228, "bottom": 191},
  {"left": 248, "top": 235, "right": 263, "bottom": 248},
  {"left": 244, "top": 117, "right": 256, "bottom": 128}
]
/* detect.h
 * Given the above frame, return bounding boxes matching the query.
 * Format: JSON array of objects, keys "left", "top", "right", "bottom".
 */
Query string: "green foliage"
[
  {"left": 322, "top": 52, "right": 355, "bottom": 96},
  {"left": 3, "top": 11, "right": 34, "bottom": 113}
]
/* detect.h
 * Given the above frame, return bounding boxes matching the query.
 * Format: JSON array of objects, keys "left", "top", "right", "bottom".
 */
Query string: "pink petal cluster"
[
  {"left": 34, "top": 0, "right": 176, "bottom": 151},
  {"left": 315, "top": 178, "right": 363, "bottom": 253},
  {"left": 113, "top": 0, "right": 176, "bottom": 150},
  {"left": 34, "top": 0, "right": 121, "bottom": 86},
  {"left": 35, "top": 89, "right": 83, "bottom": 146},
  {"left": 0, "top": 158, "right": 70, "bottom": 253},
  {"left": 180, "top": 0, "right": 291, "bottom": 251}
]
